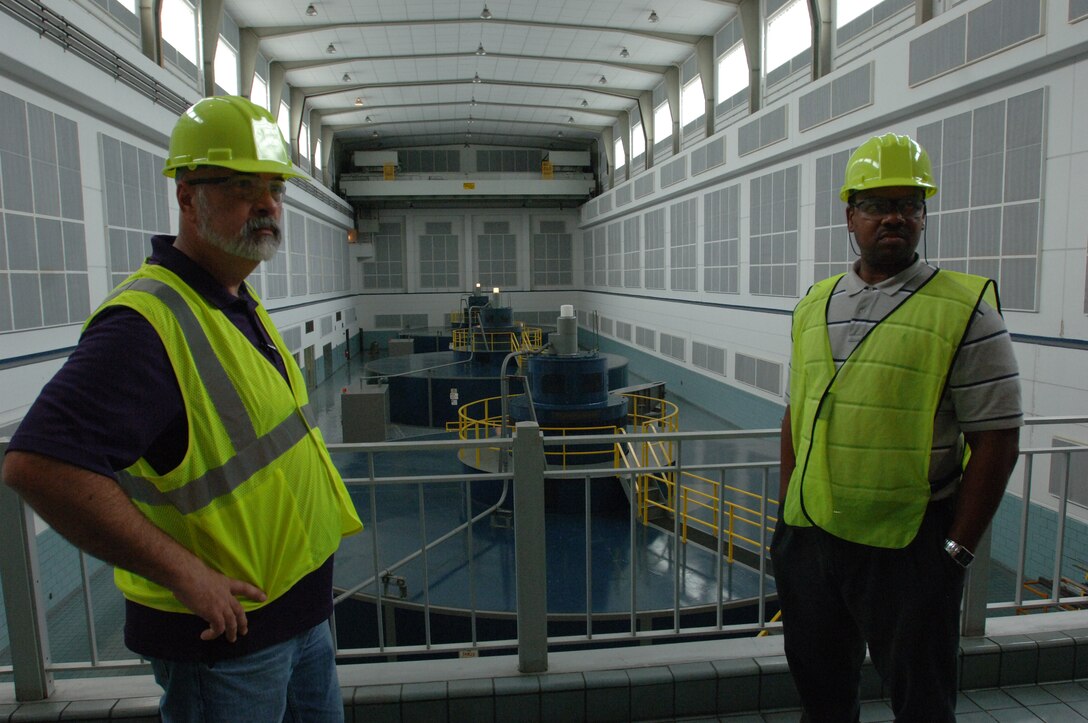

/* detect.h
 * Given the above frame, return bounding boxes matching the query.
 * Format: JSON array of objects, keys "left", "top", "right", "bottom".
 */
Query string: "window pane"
[
  {"left": 717, "top": 44, "right": 749, "bottom": 100},
  {"left": 161, "top": 0, "right": 196, "bottom": 62},
  {"left": 766, "top": 0, "right": 811, "bottom": 72},
  {"left": 214, "top": 38, "right": 239, "bottom": 95},
  {"left": 631, "top": 122, "right": 646, "bottom": 158},
  {"left": 837, "top": 0, "right": 884, "bottom": 27},
  {"left": 681, "top": 77, "right": 705, "bottom": 126},
  {"left": 654, "top": 103, "right": 673, "bottom": 140},
  {"left": 614, "top": 138, "right": 626, "bottom": 169},
  {"left": 251, "top": 76, "right": 269, "bottom": 111},
  {"left": 278, "top": 101, "right": 291, "bottom": 151}
]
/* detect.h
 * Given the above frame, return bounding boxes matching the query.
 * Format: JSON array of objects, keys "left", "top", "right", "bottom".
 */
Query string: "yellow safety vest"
[
  {"left": 88, "top": 264, "right": 362, "bottom": 612},
  {"left": 785, "top": 269, "right": 993, "bottom": 548}
]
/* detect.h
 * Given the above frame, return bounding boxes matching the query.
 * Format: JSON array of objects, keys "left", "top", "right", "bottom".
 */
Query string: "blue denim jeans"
[{"left": 149, "top": 621, "right": 343, "bottom": 723}]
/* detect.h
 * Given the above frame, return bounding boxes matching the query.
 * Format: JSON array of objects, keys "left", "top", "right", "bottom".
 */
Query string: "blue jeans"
[{"left": 149, "top": 621, "right": 343, "bottom": 723}]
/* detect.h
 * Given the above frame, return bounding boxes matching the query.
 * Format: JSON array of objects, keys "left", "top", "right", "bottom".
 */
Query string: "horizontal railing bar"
[
  {"left": 988, "top": 596, "right": 1088, "bottom": 612},
  {"left": 341, "top": 472, "right": 511, "bottom": 486}
]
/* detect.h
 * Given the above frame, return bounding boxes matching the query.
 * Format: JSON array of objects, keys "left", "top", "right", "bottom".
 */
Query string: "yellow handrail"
[
  {"left": 453, "top": 391, "right": 778, "bottom": 553},
  {"left": 450, "top": 327, "right": 544, "bottom": 354}
]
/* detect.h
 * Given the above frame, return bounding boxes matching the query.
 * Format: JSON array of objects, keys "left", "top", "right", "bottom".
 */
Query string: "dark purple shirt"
[{"left": 9, "top": 235, "right": 333, "bottom": 662}]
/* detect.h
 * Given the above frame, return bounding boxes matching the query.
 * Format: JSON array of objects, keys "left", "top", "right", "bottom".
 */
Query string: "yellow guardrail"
[
  {"left": 616, "top": 424, "right": 779, "bottom": 561},
  {"left": 450, "top": 326, "right": 544, "bottom": 355},
  {"left": 453, "top": 390, "right": 777, "bottom": 556},
  {"left": 455, "top": 392, "right": 677, "bottom": 469}
]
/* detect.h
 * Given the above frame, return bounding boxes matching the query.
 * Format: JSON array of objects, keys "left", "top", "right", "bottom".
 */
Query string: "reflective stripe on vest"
[{"left": 105, "top": 278, "right": 317, "bottom": 513}]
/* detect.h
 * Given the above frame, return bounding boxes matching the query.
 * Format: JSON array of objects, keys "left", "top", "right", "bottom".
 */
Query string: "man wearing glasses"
[
  {"left": 772, "top": 133, "right": 1022, "bottom": 722},
  {"left": 3, "top": 96, "right": 361, "bottom": 721}
]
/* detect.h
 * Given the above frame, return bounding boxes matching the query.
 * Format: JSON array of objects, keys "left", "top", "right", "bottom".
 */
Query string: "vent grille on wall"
[
  {"left": 691, "top": 138, "right": 726, "bottom": 176},
  {"left": 692, "top": 341, "right": 727, "bottom": 376},
  {"left": 616, "top": 321, "right": 632, "bottom": 341},
  {"left": 635, "top": 326, "right": 657, "bottom": 351},
  {"left": 399, "top": 150, "right": 462, "bottom": 173},
  {"left": 635, "top": 174, "right": 656, "bottom": 199},
  {"left": 661, "top": 156, "right": 688, "bottom": 188},
  {"left": 282, "top": 327, "right": 302, "bottom": 352},
  {"left": 908, "top": 0, "right": 1042, "bottom": 86},
  {"left": 373, "top": 313, "right": 428, "bottom": 329},
  {"left": 799, "top": 63, "right": 873, "bottom": 132},
  {"left": 659, "top": 333, "right": 686, "bottom": 362},
  {"left": 616, "top": 184, "right": 632, "bottom": 206},
  {"left": 738, "top": 106, "right": 788, "bottom": 156},
  {"left": 735, "top": 353, "right": 782, "bottom": 396}
]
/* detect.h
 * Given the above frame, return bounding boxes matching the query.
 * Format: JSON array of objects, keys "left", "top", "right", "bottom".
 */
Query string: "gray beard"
[{"left": 195, "top": 193, "right": 282, "bottom": 262}]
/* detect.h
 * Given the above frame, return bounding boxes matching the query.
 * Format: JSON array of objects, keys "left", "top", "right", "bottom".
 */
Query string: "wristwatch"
[{"left": 944, "top": 538, "right": 975, "bottom": 569}]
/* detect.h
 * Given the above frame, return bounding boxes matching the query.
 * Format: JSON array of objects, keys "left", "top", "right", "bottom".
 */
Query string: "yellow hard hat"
[
  {"left": 839, "top": 133, "right": 937, "bottom": 202},
  {"left": 163, "top": 96, "right": 300, "bottom": 178}
]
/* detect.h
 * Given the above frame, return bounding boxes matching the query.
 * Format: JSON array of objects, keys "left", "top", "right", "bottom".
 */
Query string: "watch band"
[{"left": 944, "top": 538, "right": 975, "bottom": 568}]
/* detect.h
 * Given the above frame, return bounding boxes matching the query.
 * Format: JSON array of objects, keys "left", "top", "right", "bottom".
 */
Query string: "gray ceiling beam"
[
  {"left": 278, "top": 52, "right": 668, "bottom": 77},
  {"left": 319, "top": 100, "right": 622, "bottom": 121},
  {"left": 248, "top": 18, "right": 701, "bottom": 46},
  {"left": 299, "top": 78, "right": 645, "bottom": 102}
]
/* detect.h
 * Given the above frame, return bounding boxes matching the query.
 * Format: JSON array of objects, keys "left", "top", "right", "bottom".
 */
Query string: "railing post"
[
  {"left": 512, "top": 422, "right": 548, "bottom": 673},
  {"left": 0, "top": 440, "right": 56, "bottom": 701},
  {"left": 961, "top": 526, "right": 993, "bottom": 637}
]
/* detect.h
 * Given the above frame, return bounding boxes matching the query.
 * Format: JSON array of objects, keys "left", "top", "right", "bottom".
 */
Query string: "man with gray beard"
[{"left": 3, "top": 96, "right": 361, "bottom": 722}]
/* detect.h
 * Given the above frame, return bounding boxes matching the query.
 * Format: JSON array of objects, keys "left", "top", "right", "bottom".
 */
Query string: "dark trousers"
[{"left": 769, "top": 499, "right": 965, "bottom": 723}]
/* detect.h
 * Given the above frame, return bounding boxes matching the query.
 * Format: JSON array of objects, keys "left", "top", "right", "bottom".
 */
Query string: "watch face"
[{"left": 945, "top": 540, "right": 974, "bottom": 568}]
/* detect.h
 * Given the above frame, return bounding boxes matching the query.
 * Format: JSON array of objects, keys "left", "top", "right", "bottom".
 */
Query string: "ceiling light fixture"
[
  {"left": 354, "top": 97, "right": 363, "bottom": 107},
  {"left": 472, "top": 72, "right": 482, "bottom": 84},
  {"left": 371, "top": 130, "right": 378, "bottom": 138},
  {"left": 468, "top": 115, "right": 474, "bottom": 124},
  {"left": 568, "top": 116, "right": 574, "bottom": 123},
  {"left": 464, "top": 142, "right": 471, "bottom": 148},
  {"left": 581, "top": 99, "right": 589, "bottom": 107},
  {"left": 470, "top": 96, "right": 478, "bottom": 106},
  {"left": 305, "top": 3, "right": 317, "bottom": 16},
  {"left": 476, "top": 42, "right": 487, "bottom": 56},
  {"left": 342, "top": 73, "right": 351, "bottom": 82},
  {"left": 620, "top": 47, "right": 629, "bottom": 58},
  {"left": 648, "top": 10, "right": 659, "bottom": 23},
  {"left": 480, "top": 4, "right": 492, "bottom": 19},
  {"left": 364, "top": 115, "right": 372, "bottom": 122},
  {"left": 598, "top": 75, "right": 607, "bottom": 84},
  {"left": 326, "top": 43, "right": 336, "bottom": 54},
  {"left": 557, "top": 131, "right": 564, "bottom": 138}
]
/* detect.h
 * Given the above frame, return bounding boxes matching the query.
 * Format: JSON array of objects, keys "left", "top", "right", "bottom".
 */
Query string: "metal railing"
[
  {"left": 2, "top": 417, "right": 1087, "bottom": 702},
  {"left": 450, "top": 327, "right": 543, "bottom": 354}
]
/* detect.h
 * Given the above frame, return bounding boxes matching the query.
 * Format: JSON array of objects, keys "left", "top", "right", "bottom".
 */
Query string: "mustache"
[{"left": 244, "top": 217, "right": 281, "bottom": 240}]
